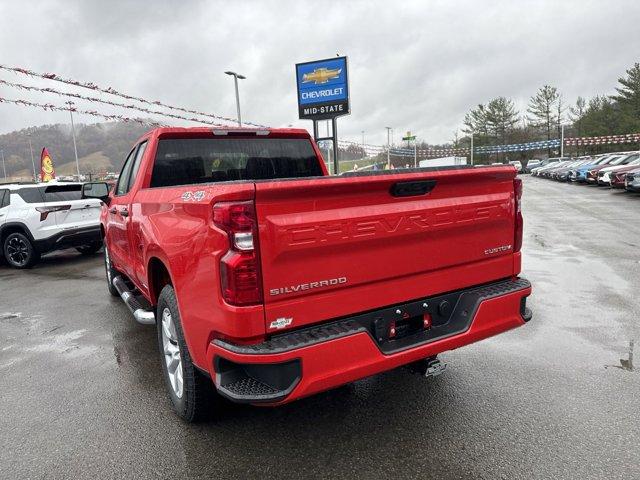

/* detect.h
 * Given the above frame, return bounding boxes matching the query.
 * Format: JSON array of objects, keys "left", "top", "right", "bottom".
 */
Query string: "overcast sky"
[{"left": 1, "top": 0, "right": 639, "bottom": 147}]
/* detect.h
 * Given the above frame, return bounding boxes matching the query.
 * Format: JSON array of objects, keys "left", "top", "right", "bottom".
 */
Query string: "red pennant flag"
[{"left": 40, "top": 148, "right": 56, "bottom": 182}]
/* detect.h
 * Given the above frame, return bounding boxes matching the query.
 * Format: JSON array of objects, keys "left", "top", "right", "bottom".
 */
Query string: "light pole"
[
  {"left": 1, "top": 149, "right": 6, "bottom": 180},
  {"left": 361, "top": 130, "right": 365, "bottom": 162},
  {"left": 470, "top": 133, "right": 474, "bottom": 165},
  {"left": 27, "top": 132, "right": 36, "bottom": 182},
  {"left": 385, "top": 126, "right": 392, "bottom": 168},
  {"left": 560, "top": 124, "right": 565, "bottom": 157},
  {"left": 224, "top": 71, "right": 246, "bottom": 127},
  {"left": 66, "top": 101, "right": 80, "bottom": 178}
]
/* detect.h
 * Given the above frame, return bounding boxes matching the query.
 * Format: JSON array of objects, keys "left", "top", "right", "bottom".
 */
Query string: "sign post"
[
  {"left": 296, "top": 56, "right": 350, "bottom": 175},
  {"left": 402, "top": 131, "right": 417, "bottom": 167}
]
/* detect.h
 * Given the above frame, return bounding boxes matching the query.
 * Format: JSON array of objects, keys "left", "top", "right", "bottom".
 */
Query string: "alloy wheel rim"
[
  {"left": 7, "top": 237, "right": 28, "bottom": 266},
  {"left": 161, "top": 307, "right": 183, "bottom": 398}
]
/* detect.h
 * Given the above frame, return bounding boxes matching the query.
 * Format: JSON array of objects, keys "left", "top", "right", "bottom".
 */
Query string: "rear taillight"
[
  {"left": 35, "top": 204, "right": 70, "bottom": 221},
  {"left": 213, "top": 201, "right": 263, "bottom": 306},
  {"left": 514, "top": 178, "right": 523, "bottom": 253}
]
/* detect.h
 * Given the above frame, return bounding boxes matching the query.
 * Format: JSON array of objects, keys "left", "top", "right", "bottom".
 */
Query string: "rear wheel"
[
  {"left": 103, "top": 242, "right": 119, "bottom": 297},
  {"left": 3, "top": 232, "right": 39, "bottom": 269},
  {"left": 157, "top": 284, "right": 215, "bottom": 422},
  {"left": 76, "top": 241, "right": 102, "bottom": 255}
]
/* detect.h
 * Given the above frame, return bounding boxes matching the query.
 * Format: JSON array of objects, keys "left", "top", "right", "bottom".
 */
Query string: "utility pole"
[
  {"left": 361, "top": 130, "right": 365, "bottom": 162},
  {"left": 27, "top": 132, "right": 36, "bottom": 182},
  {"left": 1, "top": 149, "right": 6, "bottom": 180},
  {"left": 225, "top": 71, "right": 246, "bottom": 127},
  {"left": 385, "top": 126, "right": 392, "bottom": 168},
  {"left": 66, "top": 101, "right": 80, "bottom": 178}
]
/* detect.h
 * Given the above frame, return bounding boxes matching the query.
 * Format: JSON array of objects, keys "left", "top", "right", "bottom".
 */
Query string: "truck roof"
[{"left": 138, "top": 126, "right": 311, "bottom": 143}]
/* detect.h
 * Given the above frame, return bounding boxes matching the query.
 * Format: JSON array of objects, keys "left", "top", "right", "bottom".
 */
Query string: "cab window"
[
  {"left": 115, "top": 147, "right": 138, "bottom": 196},
  {"left": 127, "top": 141, "right": 148, "bottom": 192}
]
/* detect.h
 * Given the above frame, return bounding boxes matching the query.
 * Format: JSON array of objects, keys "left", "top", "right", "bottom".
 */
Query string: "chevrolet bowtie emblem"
[{"left": 302, "top": 67, "right": 341, "bottom": 85}]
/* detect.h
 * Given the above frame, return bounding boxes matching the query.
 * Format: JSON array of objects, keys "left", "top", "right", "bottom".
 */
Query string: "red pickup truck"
[{"left": 84, "top": 127, "right": 532, "bottom": 422}]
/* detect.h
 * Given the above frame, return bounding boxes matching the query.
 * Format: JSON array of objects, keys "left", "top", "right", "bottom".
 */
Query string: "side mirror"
[{"left": 82, "top": 182, "right": 111, "bottom": 205}]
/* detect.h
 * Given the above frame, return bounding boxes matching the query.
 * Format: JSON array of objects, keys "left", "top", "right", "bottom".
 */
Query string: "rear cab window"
[
  {"left": 149, "top": 137, "right": 323, "bottom": 188},
  {"left": 42, "top": 184, "right": 83, "bottom": 202},
  {"left": 17, "top": 187, "right": 45, "bottom": 204}
]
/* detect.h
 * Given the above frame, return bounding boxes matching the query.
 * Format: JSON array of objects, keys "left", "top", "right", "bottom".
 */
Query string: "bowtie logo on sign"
[{"left": 302, "top": 67, "right": 342, "bottom": 85}]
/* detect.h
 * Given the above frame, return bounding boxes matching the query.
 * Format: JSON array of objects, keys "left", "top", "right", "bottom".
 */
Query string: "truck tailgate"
[{"left": 255, "top": 167, "right": 518, "bottom": 333}]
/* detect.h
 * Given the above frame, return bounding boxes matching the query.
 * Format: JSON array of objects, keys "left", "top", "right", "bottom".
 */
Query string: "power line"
[
  {"left": 0, "top": 78, "right": 230, "bottom": 127},
  {"left": 0, "top": 96, "right": 163, "bottom": 127},
  {"left": 0, "top": 63, "right": 268, "bottom": 128}
]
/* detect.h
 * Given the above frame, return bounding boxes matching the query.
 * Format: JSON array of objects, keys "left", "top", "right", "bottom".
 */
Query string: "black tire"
[
  {"left": 156, "top": 284, "right": 215, "bottom": 422},
  {"left": 76, "top": 241, "right": 102, "bottom": 255},
  {"left": 3, "top": 232, "right": 40, "bottom": 269},
  {"left": 103, "top": 241, "right": 119, "bottom": 297}
]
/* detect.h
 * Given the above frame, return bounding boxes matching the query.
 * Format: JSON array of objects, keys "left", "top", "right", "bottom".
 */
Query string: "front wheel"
[
  {"left": 157, "top": 284, "right": 216, "bottom": 422},
  {"left": 3, "top": 232, "right": 40, "bottom": 269}
]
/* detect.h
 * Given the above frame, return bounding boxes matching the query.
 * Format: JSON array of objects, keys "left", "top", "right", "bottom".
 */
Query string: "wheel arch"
[
  {"left": 147, "top": 255, "right": 174, "bottom": 306},
  {"left": 0, "top": 222, "right": 35, "bottom": 245}
]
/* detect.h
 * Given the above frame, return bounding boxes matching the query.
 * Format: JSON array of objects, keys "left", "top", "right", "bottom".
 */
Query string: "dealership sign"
[{"left": 296, "top": 57, "right": 350, "bottom": 120}]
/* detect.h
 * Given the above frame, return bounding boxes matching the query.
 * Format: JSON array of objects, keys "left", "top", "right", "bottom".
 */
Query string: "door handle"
[
  {"left": 109, "top": 207, "right": 117, "bottom": 214},
  {"left": 120, "top": 207, "right": 129, "bottom": 217}
]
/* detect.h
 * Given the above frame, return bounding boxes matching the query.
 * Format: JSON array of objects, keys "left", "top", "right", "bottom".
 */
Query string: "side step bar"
[{"left": 112, "top": 276, "right": 156, "bottom": 325}]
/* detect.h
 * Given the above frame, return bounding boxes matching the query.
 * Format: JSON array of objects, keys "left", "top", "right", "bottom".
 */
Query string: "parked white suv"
[{"left": 0, "top": 182, "right": 103, "bottom": 268}]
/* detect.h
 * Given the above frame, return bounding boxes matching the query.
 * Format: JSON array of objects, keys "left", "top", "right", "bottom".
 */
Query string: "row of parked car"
[{"left": 529, "top": 152, "right": 640, "bottom": 191}]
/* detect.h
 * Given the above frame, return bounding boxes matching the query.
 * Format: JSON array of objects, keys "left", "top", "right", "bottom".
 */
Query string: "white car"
[
  {"left": 508, "top": 160, "right": 523, "bottom": 172},
  {"left": 525, "top": 159, "right": 541, "bottom": 172},
  {"left": 596, "top": 153, "right": 640, "bottom": 186},
  {"left": 0, "top": 182, "right": 103, "bottom": 268}
]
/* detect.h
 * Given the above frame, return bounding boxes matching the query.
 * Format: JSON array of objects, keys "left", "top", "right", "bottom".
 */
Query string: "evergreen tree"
[
  {"left": 612, "top": 62, "right": 640, "bottom": 132},
  {"left": 527, "top": 85, "right": 560, "bottom": 142},
  {"left": 485, "top": 97, "right": 519, "bottom": 146},
  {"left": 462, "top": 104, "right": 489, "bottom": 137}
]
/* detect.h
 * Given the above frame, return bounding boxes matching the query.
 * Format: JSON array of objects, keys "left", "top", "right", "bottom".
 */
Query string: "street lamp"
[
  {"left": 361, "top": 130, "right": 365, "bottom": 162},
  {"left": 27, "top": 132, "right": 36, "bottom": 182},
  {"left": 66, "top": 101, "right": 80, "bottom": 178},
  {"left": 224, "top": 71, "right": 246, "bottom": 127}
]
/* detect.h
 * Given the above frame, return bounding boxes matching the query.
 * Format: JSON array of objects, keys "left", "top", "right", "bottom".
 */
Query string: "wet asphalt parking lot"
[{"left": 1, "top": 175, "right": 638, "bottom": 479}]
